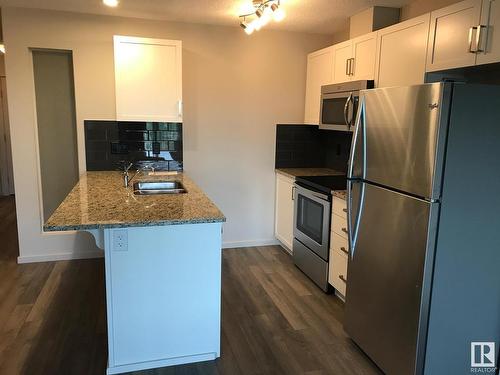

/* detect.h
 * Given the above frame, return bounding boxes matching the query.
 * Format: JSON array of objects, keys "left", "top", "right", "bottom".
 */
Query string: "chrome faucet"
[{"left": 123, "top": 163, "right": 156, "bottom": 187}]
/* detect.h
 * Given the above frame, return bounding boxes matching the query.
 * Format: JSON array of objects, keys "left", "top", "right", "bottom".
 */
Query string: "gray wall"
[{"left": 32, "top": 50, "right": 79, "bottom": 221}]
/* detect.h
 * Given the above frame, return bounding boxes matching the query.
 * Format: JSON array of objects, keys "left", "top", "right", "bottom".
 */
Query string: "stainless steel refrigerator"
[{"left": 344, "top": 82, "right": 500, "bottom": 375}]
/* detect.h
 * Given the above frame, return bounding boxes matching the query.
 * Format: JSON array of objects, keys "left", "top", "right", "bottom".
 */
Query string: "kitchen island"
[{"left": 44, "top": 171, "right": 225, "bottom": 375}]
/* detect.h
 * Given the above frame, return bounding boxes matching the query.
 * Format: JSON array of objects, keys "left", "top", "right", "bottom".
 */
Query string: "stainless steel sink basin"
[{"left": 133, "top": 180, "right": 187, "bottom": 195}]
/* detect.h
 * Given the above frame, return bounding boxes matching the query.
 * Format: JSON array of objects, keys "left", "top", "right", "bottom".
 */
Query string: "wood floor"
[{"left": 0, "top": 196, "right": 381, "bottom": 375}]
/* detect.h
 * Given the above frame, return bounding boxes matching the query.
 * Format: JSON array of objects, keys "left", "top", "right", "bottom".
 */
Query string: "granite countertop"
[
  {"left": 275, "top": 168, "right": 345, "bottom": 179},
  {"left": 332, "top": 190, "right": 347, "bottom": 200},
  {"left": 44, "top": 171, "right": 226, "bottom": 231}
]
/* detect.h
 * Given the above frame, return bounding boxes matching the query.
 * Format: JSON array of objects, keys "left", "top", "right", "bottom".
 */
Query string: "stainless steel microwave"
[{"left": 319, "top": 80, "right": 374, "bottom": 131}]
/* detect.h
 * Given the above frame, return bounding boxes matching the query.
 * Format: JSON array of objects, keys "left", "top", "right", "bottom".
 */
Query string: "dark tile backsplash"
[
  {"left": 275, "top": 124, "right": 352, "bottom": 173},
  {"left": 84, "top": 120, "right": 183, "bottom": 171}
]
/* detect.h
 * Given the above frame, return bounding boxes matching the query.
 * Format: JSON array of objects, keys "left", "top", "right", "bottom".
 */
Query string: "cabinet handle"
[
  {"left": 342, "top": 208, "right": 348, "bottom": 213},
  {"left": 340, "top": 246, "right": 349, "bottom": 255},
  {"left": 339, "top": 274, "right": 347, "bottom": 283},
  {"left": 342, "top": 227, "right": 348, "bottom": 234},
  {"left": 291, "top": 186, "right": 296, "bottom": 201},
  {"left": 476, "top": 24, "right": 487, "bottom": 53},
  {"left": 349, "top": 58, "right": 355, "bottom": 76},
  {"left": 469, "top": 26, "right": 478, "bottom": 53},
  {"left": 345, "top": 59, "right": 350, "bottom": 76}
]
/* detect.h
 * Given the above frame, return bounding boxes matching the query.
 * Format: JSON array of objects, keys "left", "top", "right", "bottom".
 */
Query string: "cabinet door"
[
  {"left": 376, "top": 14, "right": 431, "bottom": 88},
  {"left": 328, "top": 248, "right": 348, "bottom": 296},
  {"left": 426, "top": 0, "right": 482, "bottom": 72},
  {"left": 351, "top": 32, "right": 377, "bottom": 81},
  {"left": 304, "top": 47, "right": 334, "bottom": 124},
  {"left": 114, "top": 36, "right": 183, "bottom": 122},
  {"left": 332, "top": 40, "right": 353, "bottom": 84},
  {"left": 477, "top": 0, "right": 500, "bottom": 65},
  {"left": 275, "top": 174, "right": 295, "bottom": 251}
]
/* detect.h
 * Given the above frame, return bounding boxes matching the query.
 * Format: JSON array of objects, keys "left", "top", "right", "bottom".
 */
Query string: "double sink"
[{"left": 133, "top": 180, "right": 187, "bottom": 195}]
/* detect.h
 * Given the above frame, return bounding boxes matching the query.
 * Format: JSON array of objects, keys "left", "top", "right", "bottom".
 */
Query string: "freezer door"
[
  {"left": 348, "top": 83, "right": 451, "bottom": 199},
  {"left": 345, "top": 182, "right": 438, "bottom": 375}
]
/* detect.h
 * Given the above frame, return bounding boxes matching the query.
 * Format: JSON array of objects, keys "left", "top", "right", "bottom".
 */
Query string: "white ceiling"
[{"left": 0, "top": 0, "right": 414, "bottom": 35}]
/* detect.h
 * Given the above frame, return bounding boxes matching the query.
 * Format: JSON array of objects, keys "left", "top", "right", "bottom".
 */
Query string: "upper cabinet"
[
  {"left": 332, "top": 32, "right": 377, "bottom": 83},
  {"left": 332, "top": 40, "right": 353, "bottom": 84},
  {"left": 477, "top": 0, "right": 500, "bottom": 65},
  {"left": 113, "top": 36, "right": 183, "bottom": 122},
  {"left": 376, "top": 14, "right": 431, "bottom": 88},
  {"left": 351, "top": 32, "right": 378, "bottom": 81},
  {"left": 426, "top": 0, "right": 482, "bottom": 72},
  {"left": 303, "top": 0, "right": 500, "bottom": 121},
  {"left": 304, "top": 46, "right": 334, "bottom": 124}
]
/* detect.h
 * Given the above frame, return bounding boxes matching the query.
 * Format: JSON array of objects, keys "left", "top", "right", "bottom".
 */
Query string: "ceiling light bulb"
[
  {"left": 240, "top": 21, "right": 255, "bottom": 35},
  {"left": 272, "top": 6, "right": 286, "bottom": 22},
  {"left": 253, "top": 18, "right": 262, "bottom": 31},
  {"left": 261, "top": 6, "right": 272, "bottom": 25},
  {"left": 103, "top": 0, "right": 119, "bottom": 7}
]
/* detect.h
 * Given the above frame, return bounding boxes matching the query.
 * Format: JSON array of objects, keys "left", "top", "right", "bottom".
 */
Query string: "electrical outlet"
[{"left": 113, "top": 230, "right": 128, "bottom": 252}]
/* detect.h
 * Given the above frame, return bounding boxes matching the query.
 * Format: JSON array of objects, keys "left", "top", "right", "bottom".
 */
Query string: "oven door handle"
[{"left": 295, "top": 184, "right": 330, "bottom": 202}]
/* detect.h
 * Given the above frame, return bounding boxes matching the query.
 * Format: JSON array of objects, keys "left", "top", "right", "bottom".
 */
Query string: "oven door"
[
  {"left": 293, "top": 184, "right": 331, "bottom": 260},
  {"left": 319, "top": 91, "right": 359, "bottom": 132}
]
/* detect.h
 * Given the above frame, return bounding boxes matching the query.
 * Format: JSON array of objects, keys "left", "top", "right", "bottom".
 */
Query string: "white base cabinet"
[
  {"left": 328, "top": 196, "right": 349, "bottom": 297},
  {"left": 275, "top": 173, "right": 295, "bottom": 252}
]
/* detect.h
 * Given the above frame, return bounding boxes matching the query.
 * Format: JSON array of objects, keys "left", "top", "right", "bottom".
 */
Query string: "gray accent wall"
[{"left": 33, "top": 50, "right": 79, "bottom": 221}]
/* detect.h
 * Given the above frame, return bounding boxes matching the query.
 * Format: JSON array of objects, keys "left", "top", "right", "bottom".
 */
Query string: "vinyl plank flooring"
[{"left": 0, "top": 196, "right": 382, "bottom": 375}]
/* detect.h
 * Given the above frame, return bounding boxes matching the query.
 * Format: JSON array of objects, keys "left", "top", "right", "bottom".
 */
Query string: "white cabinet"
[
  {"left": 275, "top": 173, "right": 295, "bottom": 251},
  {"left": 332, "top": 32, "right": 377, "bottom": 84},
  {"left": 477, "top": 0, "right": 500, "bottom": 65},
  {"left": 113, "top": 36, "right": 183, "bottom": 122},
  {"left": 426, "top": 0, "right": 482, "bottom": 72},
  {"left": 304, "top": 46, "right": 334, "bottom": 124},
  {"left": 328, "top": 196, "right": 349, "bottom": 297},
  {"left": 329, "top": 248, "right": 348, "bottom": 296},
  {"left": 375, "top": 14, "right": 431, "bottom": 88},
  {"left": 351, "top": 32, "right": 378, "bottom": 81},
  {"left": 332, "top": 40, "right": 353, "bottom": 84}
]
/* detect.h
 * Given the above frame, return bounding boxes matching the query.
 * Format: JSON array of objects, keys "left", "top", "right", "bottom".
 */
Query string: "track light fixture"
[{"left": 239, "top": 0, "right": 286, "bottom": 35}]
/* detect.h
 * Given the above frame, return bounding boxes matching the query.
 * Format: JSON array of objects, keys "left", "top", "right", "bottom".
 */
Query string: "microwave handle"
[{"left": 344, "top": 93, "right": 354, "bottom": 128}]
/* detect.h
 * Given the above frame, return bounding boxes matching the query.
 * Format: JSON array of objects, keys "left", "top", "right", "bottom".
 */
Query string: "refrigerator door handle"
[
  {"left": 348, "top": 96, "right": 366, "bottom": 179},
  {"left": 347, "top": 180, "right": 366, "bottom": 260}
]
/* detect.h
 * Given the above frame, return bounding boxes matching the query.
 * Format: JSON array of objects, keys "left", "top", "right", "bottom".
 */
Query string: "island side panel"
[{"left": 103, "top": 223, "right": 222, "bottom": 373}]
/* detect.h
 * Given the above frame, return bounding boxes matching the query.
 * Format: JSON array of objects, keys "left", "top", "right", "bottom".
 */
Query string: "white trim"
[
  {"left": 222, "top": 238, "right": 280, "bottom": 249},
  {"left": 106, "top": 352, "right": 217, "bottom": 375},
  {"left": 16, "top": 238, "right": 281, "bottom": 262},
  {"left": 17, "top": 249, "right": 103, "bottom": 264}
]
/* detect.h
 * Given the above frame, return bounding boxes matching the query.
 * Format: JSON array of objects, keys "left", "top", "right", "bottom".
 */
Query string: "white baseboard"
[
  {"left": 17, "top": 249, "right": 104, "bottom": 264},
  {"left": 107, "top": 352, "right": 218, "bottom": 375},
  {"left": 222, "top": 238, "right": 280, "bottom": 249},
  {"left": 16, "top": 239, "right": 281, "bottom": 263}
]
